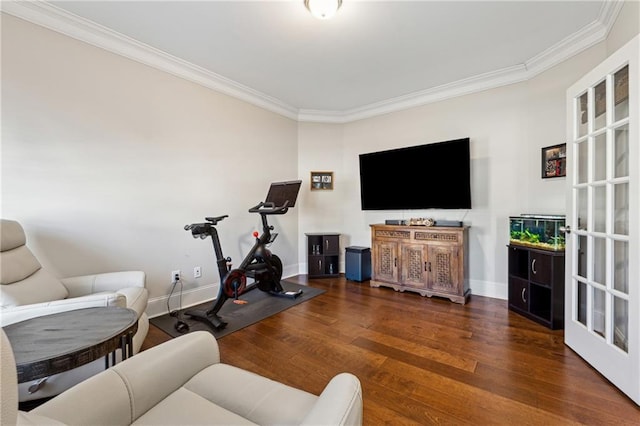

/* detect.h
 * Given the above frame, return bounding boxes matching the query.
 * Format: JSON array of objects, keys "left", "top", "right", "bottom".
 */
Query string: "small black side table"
[{"left": 3, "top": 306, "right": 138, "bottom": 384}]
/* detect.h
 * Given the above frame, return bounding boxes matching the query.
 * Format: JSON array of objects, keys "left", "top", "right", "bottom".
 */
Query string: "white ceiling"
[{"left": 5, "top": 1, "right": 622, "bottom": 122}]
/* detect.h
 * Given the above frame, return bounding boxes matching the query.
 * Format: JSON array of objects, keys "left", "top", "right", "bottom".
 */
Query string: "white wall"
[
  {"left": 297, "top": 44, "right": 607, "bottom": 299},
  {"left": 1, "top": 15, "right": 299, "bottom": 316}
]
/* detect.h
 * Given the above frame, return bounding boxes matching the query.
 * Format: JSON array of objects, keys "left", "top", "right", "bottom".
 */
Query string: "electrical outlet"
[
  {"left": 194, "top": 266, "right": 202, "bottom": 278},
  {"left": 171, "top": 270, "right": 180, "bottom": 284}
]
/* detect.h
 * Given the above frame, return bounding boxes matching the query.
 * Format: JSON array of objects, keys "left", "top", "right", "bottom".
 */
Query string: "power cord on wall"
[{"left": 167, "top": 277, "right": 189, "bottom": 333}]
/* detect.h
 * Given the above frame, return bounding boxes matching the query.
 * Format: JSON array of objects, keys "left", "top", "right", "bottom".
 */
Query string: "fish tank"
[{"left": 509, "top": 214, "right": 566, "bottom": 251}]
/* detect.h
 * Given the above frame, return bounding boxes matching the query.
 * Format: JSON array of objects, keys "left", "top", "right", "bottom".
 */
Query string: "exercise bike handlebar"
[{"left": 248, "top": 200, "right": 291, "bottom": 215}]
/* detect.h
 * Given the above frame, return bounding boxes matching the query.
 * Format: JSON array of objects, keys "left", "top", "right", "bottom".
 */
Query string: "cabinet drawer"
[
  {"left": 508, "top": 277, "right": 529, "bottom": 312},
  {"left": 530, "top": 252, "right": 552, "bottom": 285}
]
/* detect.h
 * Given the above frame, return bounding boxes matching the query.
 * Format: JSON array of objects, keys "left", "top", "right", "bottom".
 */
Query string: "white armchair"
[
  {"left": 1, "top": 329, "right": 363, "bottom": 425},
  {"left": 0, "top": 219, "right": 149, "bottom": 401}
]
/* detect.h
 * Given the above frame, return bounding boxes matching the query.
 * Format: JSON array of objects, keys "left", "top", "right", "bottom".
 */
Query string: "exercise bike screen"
[{"left": 265, "top": 180, "right": 302, "bottom": 207}]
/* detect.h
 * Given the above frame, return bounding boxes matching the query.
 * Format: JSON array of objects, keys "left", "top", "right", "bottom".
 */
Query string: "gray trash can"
[{"left": 345, "top": 246, "right": 371, "bottom": 282}]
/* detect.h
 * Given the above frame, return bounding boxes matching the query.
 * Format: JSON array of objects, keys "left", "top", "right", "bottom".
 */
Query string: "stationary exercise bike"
[{"left": 183, "top": 180, "right": 303, "bottom": 331}]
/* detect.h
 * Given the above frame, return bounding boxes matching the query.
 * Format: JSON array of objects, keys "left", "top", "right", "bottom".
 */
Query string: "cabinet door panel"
[
  {"left": 426, "top": 245, "right": 460, "bottom": 294},
  {"left": 308, "top": 255, "right": 324, "bottom": 276},
  {"left": 401, "top": 244, "right": 427, "bottom": 288},
  {"left": 530, "top": 252, "right": 552, "bottom": 285},
  {"left": 323, "top": 235, "right": 340, "bottom": 255},
  {"left": 373, "top": 242, "right": 398, "bottom": 283},
  {"left": 509, "top": 277, "right": 529, "bottom": 312}
]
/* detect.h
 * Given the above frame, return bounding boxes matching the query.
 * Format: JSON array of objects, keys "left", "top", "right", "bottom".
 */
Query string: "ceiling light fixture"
[{"left": 305, "top": 0, "right": 342, "bottom": 20}]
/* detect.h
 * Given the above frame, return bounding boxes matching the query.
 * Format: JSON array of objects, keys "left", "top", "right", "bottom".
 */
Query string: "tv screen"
[{"left": 359, "top": 138, "right": 471, "bottom": 210}]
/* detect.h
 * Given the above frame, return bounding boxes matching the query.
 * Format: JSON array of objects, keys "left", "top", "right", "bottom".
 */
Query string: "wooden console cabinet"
[{"left": 370, "top": 224, "right": 470, "bottom": 304}]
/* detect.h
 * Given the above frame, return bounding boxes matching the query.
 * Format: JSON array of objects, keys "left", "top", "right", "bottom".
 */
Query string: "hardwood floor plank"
[{"left": 141, "top": 275, "right": 640, "bottom": 424}]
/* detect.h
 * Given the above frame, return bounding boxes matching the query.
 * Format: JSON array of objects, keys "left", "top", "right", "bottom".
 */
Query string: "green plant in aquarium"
[
  {"left": 550, "top": 236, "right": 565, "bottom": 247},
  {"left": 521, "top": 229, "right": 540, "bottom": 243},
  {"left": 510, "top": 230, "right": 523, "bottom": 240}
]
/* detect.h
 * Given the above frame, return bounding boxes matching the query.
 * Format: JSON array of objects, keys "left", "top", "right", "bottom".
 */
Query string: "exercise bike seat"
[{"left": 205, "top": 215, "right": 228, "bottom": 224}]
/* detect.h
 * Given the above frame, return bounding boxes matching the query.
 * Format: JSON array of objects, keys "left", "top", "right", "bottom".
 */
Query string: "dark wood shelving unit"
[
  {"left": 306, "top": 233, "right": 340, "bottom": 278},
  {"left": 508, "top": 244, "right": 565, "bottom": 329}
]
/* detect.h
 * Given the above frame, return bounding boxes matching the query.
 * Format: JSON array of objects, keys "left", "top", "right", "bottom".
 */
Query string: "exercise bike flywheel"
[{"left": 222, "top": 269, "right": 247, "bottom": 298}]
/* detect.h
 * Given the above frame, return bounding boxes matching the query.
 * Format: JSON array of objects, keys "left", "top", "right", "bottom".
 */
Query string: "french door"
[{"left": 565, "top": 35, "right": 639, "bottom": 405}]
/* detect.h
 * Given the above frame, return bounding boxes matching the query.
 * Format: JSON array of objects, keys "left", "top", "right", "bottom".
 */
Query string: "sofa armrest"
[
  {"left": 301, "top": 373, "right": 363, "bottom": 426},
  {"left": 60, "top": 271, "right": 145, "bottom": 298},
  {"left": 32, "top": 331, "right": 221, "bottom": 425},
  {"left": 0, "top": 293, "right": 126, "bottom": 326}
]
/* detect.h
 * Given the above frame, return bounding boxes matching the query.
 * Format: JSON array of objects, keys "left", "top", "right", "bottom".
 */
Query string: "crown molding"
[
  {"left": 525, "top": 0, "right": 624, "bottom": 77},
  {"left": 300, "top": 0, "right": 625, "bottom": 123},
  {"left": 524, "top": 19, "right": 607, "bottom": 77},
  {"left": 1, "top": 0, "right": 299, "bottom": 120},
  {"left": 299, "top": 64, "right": 529, "bottom": 124},
  {"left": 2, "top": 0, "right": 625, "bottom": 124},
  {"left": 599, "top": 0, "right": 626, "bottom": 34}
]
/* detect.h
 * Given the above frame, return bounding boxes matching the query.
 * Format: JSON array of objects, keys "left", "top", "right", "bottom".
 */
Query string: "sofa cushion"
[
  {"left": 0, "top": 218, "right": 69, "bottom": 307},
  {"left": 132, "top": 387, "right": 258, "bottom": 426},
  {"left": 185, "top": 364, "right": 318, "bottom": 425},
  {"left": 0, "top": 219, "right": 26, "bottom": 252},
  {"left": 0, "top": 268, "right": 68, "bottom": 308},
  {"left": 0, "top": 245, "right": 42, "bottom": 285}
]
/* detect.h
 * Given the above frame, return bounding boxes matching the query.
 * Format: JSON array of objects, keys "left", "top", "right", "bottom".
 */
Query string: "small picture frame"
[
  {"left": 542, "top": 143, "right": 567, "bottom": 179},
  {"left": 310, "top": 171, "right": 333, "bottom": 190}
]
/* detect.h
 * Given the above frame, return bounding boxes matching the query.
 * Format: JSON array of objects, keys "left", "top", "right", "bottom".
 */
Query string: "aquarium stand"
[{"left": 507, "top": 244, "right": 565, "bottom": 329}]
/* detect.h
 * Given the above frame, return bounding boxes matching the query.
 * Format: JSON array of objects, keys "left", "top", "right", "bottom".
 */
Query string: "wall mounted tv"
[{"left": 359, "top": 138, "right": 471, "bottom": 210}]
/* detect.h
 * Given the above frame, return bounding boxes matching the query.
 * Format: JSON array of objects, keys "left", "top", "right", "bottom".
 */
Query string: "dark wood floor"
[{"left": 142, "top": 275, "right": 640, "bottom": 425}]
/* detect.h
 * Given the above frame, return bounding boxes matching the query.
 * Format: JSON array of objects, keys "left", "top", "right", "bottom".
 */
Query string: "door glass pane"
[
  {"left": 593, "top": 185, "right": 606, "bottom": 233},
  {"left": 594, "top": 236, "right": 606, "bottom": 285},
  {"left": 614, "top": 182, "right": 629, "bottom": 235},
  {"left": 614, "top": 124, "right": 629, "bottom": 178},
  {"left": 577, "top": 188, "right": 588, "bottom": 231},
  {"left": 593, "top": 287, "right": 606, "bottom": 338},
  {"left": 577, "top": 141, "right": 588, "bottom": 184},
  {"left": 594, "top": 133, "right": 607, "bottom": 181},
  {"left": 578, "top": 281, "right": 587, "bottom": 325},
  {"left": 577, "top": 234, "right": 588, "bottom": 279},
  {"left": 578, "top": 92, "right": 589, "bottom": 137},
  {"left": 613, "top": 297, "right": 629, "bottom": 352},
  {"left": 614, "top": 65, "right": 629, "bottom": 121},
  {"left": 594, "top": 80, "right": 607, "bottom": 130},
  {"left": 614, "top": 240, "right": 629, "bottom": 294}
]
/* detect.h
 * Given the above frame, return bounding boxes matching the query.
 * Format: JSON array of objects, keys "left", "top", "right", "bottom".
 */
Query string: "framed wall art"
[
  {"left": 310, "top": 171, "right": 333, "bottom": 190},
  {"left": 542, "top": 143, "right": 567, "bottom": 179}
]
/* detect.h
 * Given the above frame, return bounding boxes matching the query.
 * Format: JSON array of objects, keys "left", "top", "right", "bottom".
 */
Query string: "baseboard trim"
[
  {"left": 146, "top": 264, "right": 301, "bottom": 319},
  {"left": 469, "top": 279, "right": 507, "bottom": 300}
]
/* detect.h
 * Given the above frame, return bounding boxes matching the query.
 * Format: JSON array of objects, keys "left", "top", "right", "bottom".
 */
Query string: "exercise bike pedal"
[{"left": 270, "top": 289, "right": 303, "bottom": 299}]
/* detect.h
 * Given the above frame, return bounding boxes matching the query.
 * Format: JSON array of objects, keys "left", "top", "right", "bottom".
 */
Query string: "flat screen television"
[{"left": 359, "top": 138, "right": 471, "bottom": 210}]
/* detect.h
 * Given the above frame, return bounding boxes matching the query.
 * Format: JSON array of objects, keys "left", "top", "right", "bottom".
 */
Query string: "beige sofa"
[
  {"left": 1, "top": 329, "right": 363, "bottom": 425},
  {"left": 0, "top": 219, "right": 149, "bottom": 401}
]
